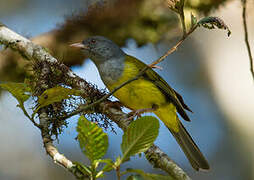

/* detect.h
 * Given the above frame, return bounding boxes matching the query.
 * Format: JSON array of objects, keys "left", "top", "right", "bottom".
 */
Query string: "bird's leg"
[
  {"left": 127, "top": 104, "right": 158, "bottom": 120},
  {"left": 103, "top": 100, "right": 124, "bottom": 111}
]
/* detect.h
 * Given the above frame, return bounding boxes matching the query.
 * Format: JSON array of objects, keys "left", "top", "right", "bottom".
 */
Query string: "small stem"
[
  {"left": 180, "top": 11, "right": 186, "bottom": 37},
  {"left": 179, "top": 0, "right": 186, "bottom": 37},
  {"left": 116, "top": 166, "right": 121, "bottom": 180},
  {"left": 21, "top": 105, "right": 41, "bottom": 128},
  {"left": 150, "top": 25, "right": 197, "bottom": 67},
  {"left": 149, "top": 39, "right": 184, "bottom": 67},
  {"left": 242, "top": 0, "right": 254, "bottom": 82}
]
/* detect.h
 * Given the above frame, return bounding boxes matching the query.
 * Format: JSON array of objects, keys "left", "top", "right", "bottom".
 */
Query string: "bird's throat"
[{"left": 97, "top": 57, "right": 125, "bottom": 86}]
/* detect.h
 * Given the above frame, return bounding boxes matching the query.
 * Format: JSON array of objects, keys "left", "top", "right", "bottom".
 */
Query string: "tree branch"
[
  {"left": 241, "top": 0, "right": 254, "bottom": 82},
  {"left": 0, "top": 23, "right": 190, "bottom": 180},
  {"left": 39, "top": 109, "right": 74, "bottom": 170},
  {"left": 0, "top": 23, "right": 88, "bottom": 179}
]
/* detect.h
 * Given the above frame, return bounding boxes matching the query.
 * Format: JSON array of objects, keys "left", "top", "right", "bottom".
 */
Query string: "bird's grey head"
[{"left": 72, "top": 36, "right": 124, "bottom": 65}]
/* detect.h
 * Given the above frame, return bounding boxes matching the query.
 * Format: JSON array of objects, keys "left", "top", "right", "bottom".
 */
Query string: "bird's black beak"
[{"left": 70, "top": 42, "right": 88, "bottom": 49}]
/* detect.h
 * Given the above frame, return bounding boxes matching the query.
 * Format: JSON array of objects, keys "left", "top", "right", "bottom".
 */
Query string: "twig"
[
  {"left": 149, "top": 39, "right": 184, "bottom": 67},
  {"left": 116, "top": 166, "right": 121, "bottom": 180},
  {"left": 0, "top": 22, "right": 191, "bottom": 179},
  {"left": 242, "top": 0, "right": 254, "bottom": 82},
  {"left": 67, "top": 25, "right": 198, "bottom": 118},
  {"left": 150, "top": 25, "right": 197, "bottom": 67},
  {"left": 66, "top": 40, "right": 183, "bottom": 118},
  {"left": 23, "top": 108, "right": 41, "bottom": 128},
  {"left": 179, "top": 0, "right": 186, "bottom": 37}
]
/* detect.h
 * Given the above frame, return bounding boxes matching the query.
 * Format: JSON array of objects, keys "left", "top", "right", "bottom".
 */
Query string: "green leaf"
[
  {"left": 77, "top": 116, "right": 108, "bottom": 162},
  {"left": 126, "top": 169, "right": 173, "bottom": 180},
  {"left": 127, "top": 174, "right": 144, "bottom": 180},
  {"left": 36, "top": 86, "right": 81, "bottom": 110},
  {"left": 197, "top": 16, "right": 231, "bottom": 37},
  {"left": 0, "top": 82, "right": 31, "bottom": 111},
  {"left": 191, "top": 13, "right": 197, "bottom": 29},
  {"left": 121, "top": 116, "right": 159, "bottom": 163},
  {"left": 0, "top": 82, "right": 35, "bottom": 121}
]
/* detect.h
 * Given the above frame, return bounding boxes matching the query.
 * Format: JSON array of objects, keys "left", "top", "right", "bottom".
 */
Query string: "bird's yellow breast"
[
  {"left": 106, "top": 56, "right": 167, "bottom": 110},
  {"left": 105, "top": 55, "right": 179, "bottom": 132}
]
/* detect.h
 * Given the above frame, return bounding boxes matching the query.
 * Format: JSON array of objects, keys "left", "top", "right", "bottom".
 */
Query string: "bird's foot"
[
  {"left": 103, "top": 100, "right": 124, "bottom": 111},
  {"left": 127, "top": 105, "right": 158, "bottom": 120}
]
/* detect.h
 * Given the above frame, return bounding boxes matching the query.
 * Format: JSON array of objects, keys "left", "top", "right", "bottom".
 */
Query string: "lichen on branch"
[{"left": 0, "top": 23, "right": 190, "bottom": 180}]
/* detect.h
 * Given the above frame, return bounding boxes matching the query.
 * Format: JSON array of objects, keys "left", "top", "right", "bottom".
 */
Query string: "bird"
[{"left": 70, "top": 36, "right": 210, "bottom": 171}]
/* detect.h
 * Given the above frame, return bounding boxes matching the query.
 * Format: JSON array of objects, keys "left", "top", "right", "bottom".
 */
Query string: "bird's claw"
[
  {"left": 127, "top": 106, "right": 158, "bottom": 120},
  {"left": 103, "top": 101, "right": 124, "bottom": 112}
]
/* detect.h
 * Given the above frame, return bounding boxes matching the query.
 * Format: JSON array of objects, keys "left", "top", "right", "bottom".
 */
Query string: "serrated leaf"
[
  {"left": 35, "top": 86, "right": 81, "bottom": 111},
  {"left": 126, "top": 169, "right": 173, "bottom": 180},
  {"left": 77, "top": 116, "right": 108, "bottom": 162},
  {"left": 0, "top": 82, "right": 31, "bottom": 108},
  {"left": 121, "top": 116, "right": 159, "bottom": 163},
  {"left": 198, "top": 16, "right": 231, "bottom": 37}
]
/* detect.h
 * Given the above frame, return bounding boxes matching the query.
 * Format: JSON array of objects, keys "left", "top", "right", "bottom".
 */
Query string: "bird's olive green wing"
[{"left": 126, "top": 55, "right": 192, "bottom": 121}]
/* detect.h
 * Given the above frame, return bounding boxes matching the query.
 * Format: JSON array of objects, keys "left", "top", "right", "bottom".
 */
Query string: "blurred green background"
[{"left": 0, "top": 0, "right": 253, "bottom": 179}]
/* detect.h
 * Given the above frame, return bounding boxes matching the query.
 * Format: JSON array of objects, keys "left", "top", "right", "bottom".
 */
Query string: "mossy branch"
[{"left": 0, "top": 23, "right": 190, "bottom": 180}]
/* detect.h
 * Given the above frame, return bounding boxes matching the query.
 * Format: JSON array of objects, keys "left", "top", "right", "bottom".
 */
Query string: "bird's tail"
[{"left": 168, "top": 122, "right": 210, "bottom": 171}]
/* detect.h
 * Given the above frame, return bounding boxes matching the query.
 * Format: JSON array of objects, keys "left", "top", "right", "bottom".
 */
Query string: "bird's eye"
[{"left": 91, "top": 39, "right": 96, "bottom": 43}]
